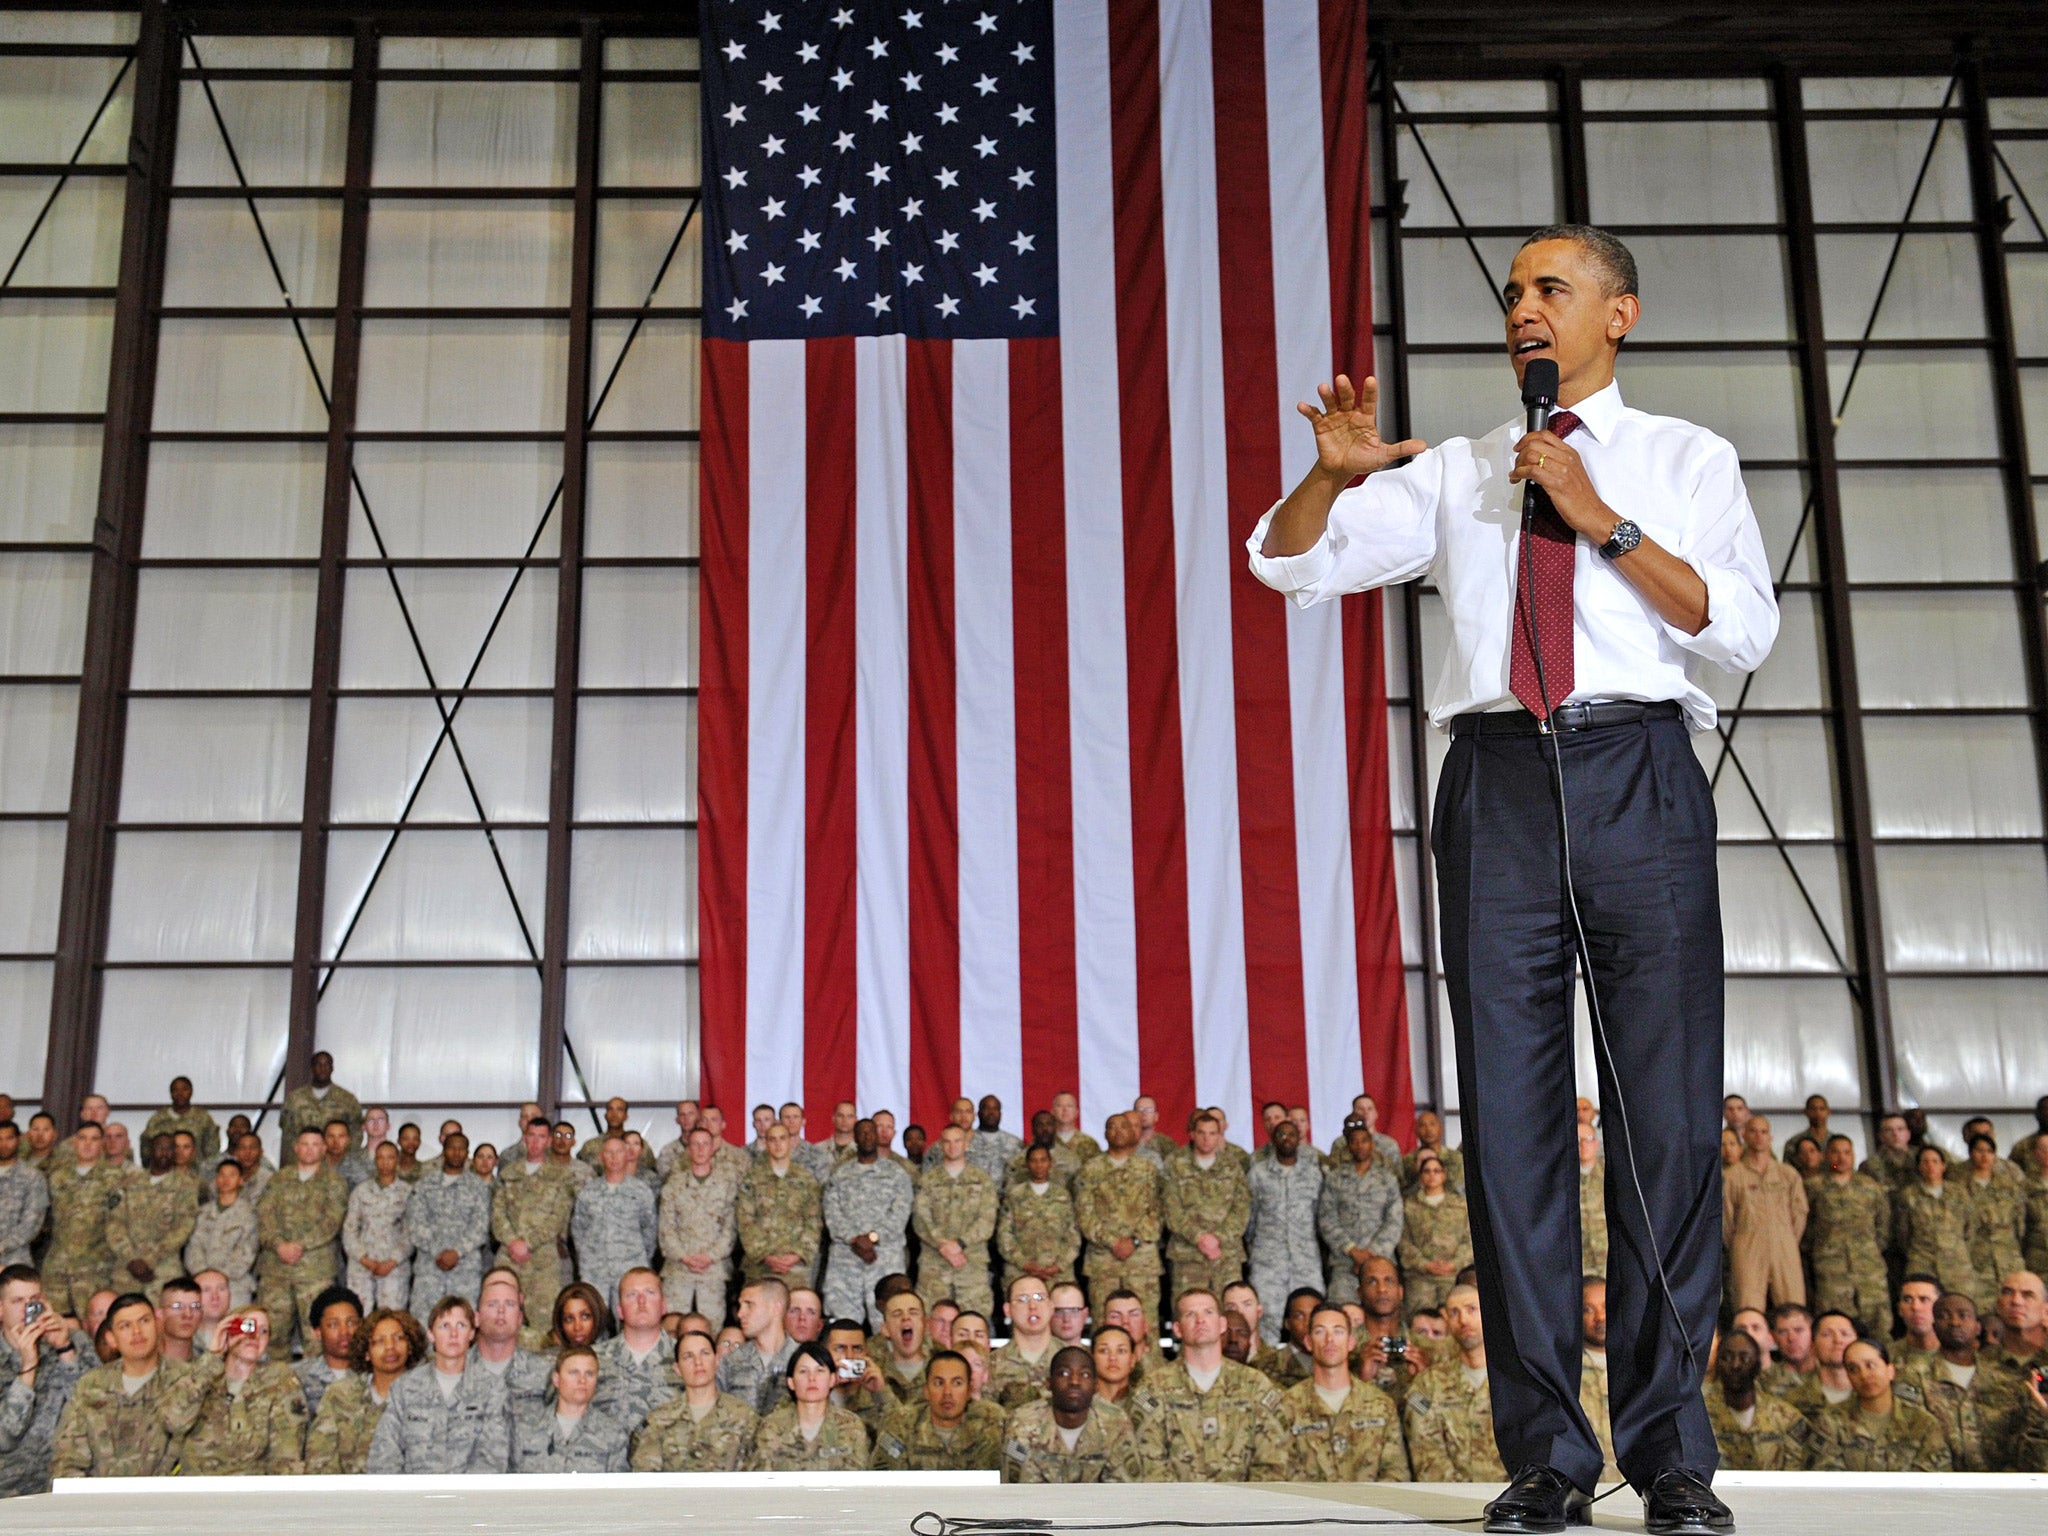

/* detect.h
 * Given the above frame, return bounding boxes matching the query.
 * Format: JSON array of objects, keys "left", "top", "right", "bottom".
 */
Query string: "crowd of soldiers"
[{"left": 0, "top": 1065, "right": 2044, "bottom": 1491}]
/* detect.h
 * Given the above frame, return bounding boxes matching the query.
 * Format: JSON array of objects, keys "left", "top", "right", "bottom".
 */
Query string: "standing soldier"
[
  {"left": 1725, "top": 1115, "right": 1809, "bottom": 1312},
  {"left": 572, "top": 1133, "right": 659, "bottom": 1310},
  {"left": 142, "top": 1077, "right": 220, "bottom": 1164},
  {"left": 1074, "top": 1115, "right": 1166, "bottom": 1321},
  {"left": 1861, "top": 1114, "right": 1917, "bottom": 1198},
  {"left": 256, "top": 1127, "right": 349, "bottom": 1360},
  {"left": 914, "top": 1125, "right": 999, "bottom": 1316},
  {"left": 493, "top": 1117, "right": 576, "bottom": 1329},
  {"left": 1397, "top": 1151, "right": 1473, "bottom": 1319},
  {"left": 968, "top": 1097, "right": 1026, "bottom": 1186},
  {"left": 998, "top": 1144, "right": 1082, "bottom": 1290},
  {"left": 186, "top": 1159, "right": 259, "bottom": 1305},
  {"left": 736, "top": 1123, "right": 823, "bottom": 1287},
  {"left": 105, "top": 1134, "right": 199, "bottom": 1301},
  {"left": 659, "top": 1126, "right": 742, "bottom": 1320},
  {"left": 1163, "top": 1114, "right": 1252, "bottom": 1303},
  {"left": 1006, "top": 1111, "right": 1083, "bottom": 1192},
  {"left": 1403, "top": 1284, "right": 1505, "bottom": 1483},
  {"left": 1127, "top": 1288, "right": 1289, "bottom": 1481},
  {"left": 1051, "top": 1093, "right": 1102, "bottom": 1163},
  {"left": 43, "top": 1122, "right": 123, "bottom": 1318},
  {"left": 1960, "top": 1136, "right": 2027, "bottom": 1316},
  {"left": 1894, "top": 1146, "right": 1978, "bottom": 1300},
  {"left": 1578, "top": 1123, "right": 1607, "bottom": 1279},
  {"left": 823, "top": 1120, "right": 914, "bottom": 1327},
  {"left": 1808, "top": 1134, "right": 1893, "bottom": 1340},
  {"left": 1278, "top": 1303, "right": 1410, "bottom": 1482},
  {"left": 278, "top": 1052, "right": 363, "bottom": 1148},
  {"left": 0, "top": 1118, "right": 48, "bottom": 1266},
  {"left": 1246, "top": 1121, "right": 1324, "bottom": 1343},
  {"left": 1399, "top": 1110, "right": 1464, "bottom": 1196},
  {"left": 1316, "top": 1117, "right": 1403, "bottom": 1305},
  {"left": 406, "top": 1131, "right": 492, "bottom": 1309},
  {"left": 343, "top": 1141, "right": 412, "bottom": 1312}
]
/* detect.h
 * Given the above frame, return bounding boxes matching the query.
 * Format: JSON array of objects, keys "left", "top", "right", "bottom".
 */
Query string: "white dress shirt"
[{"left": 1246, "top": 381, "right": 1778, "bottom": 731}]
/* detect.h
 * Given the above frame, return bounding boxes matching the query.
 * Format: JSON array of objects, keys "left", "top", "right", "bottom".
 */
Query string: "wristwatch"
[{"left": 1599, "top": 518, "right": 1643, "bottom": 560}]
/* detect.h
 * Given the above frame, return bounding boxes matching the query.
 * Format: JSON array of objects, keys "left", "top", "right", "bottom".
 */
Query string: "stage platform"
[{"left": 7, "top": 1472, "right": 2045, "bottom": 1536}]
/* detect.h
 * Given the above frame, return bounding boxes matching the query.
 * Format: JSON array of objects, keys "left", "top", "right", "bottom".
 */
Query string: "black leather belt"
[{"left": 1451, "top": 700, "right": 1681, "bottom": 738}]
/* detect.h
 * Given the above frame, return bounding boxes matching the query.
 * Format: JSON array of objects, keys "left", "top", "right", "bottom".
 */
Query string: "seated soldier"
[
  {"left": 293, "top": 1285, "right": 362, "bottom": 1415},
  {"left": 1126, "top": 1288, "right": 1289, "bottom": 1482},
  {"left": 1001, "top": 1344, "right": 1142, "bottom": 1483},
  {"left": 1703, "top": 1329, "right": 1809, "bottom": 1470},
  {"left": 825, "top": 1314, "right": 893, "bottom": 1436},
  {"left": 1808, "top": 1338, "right": 1951, "bottom": 1472},
  {"left": 1402, "top": 1284, "right": 1506, "bottom": 1484},
  {"left": 366, "top": 1297, "right": 512, "bottom": 1473},
  {"left": 1090, "top": 1325, "right": 1136, "bottom": 1407},
  {"left": 746, "top": 1342, "right": 870, "bottom": 1469},
  {"left": 876, "top": 1287, "right": 932, "bottom": 1402},
  {"left": 1048, "top": 1282, "right": 1090, "bottom": 1346},
  {"left": 306, "top": 1307, "right": 424, "bottom": 1474},
  {"left": 511, "top": 1346, "right": 632, "bottom": 1471},
  {"left": 1894, "top": 1290, "right": 1995, "bottom": 1471},
  {"left": 1279, "top": 1303, "right": 1410, "bottom": 1482},
  {"left": 630, "top": 1328, "right": 758, "bottom": 1471},
  {"left": 872, "top": 1348, "right": 1009, "bottom": 1469},
  {"left": 49, "top": 1293, "right": 204, "bottom": 1477},
  {"left": 176, "top": 1306, "right": 307, "bottom": 1475}
]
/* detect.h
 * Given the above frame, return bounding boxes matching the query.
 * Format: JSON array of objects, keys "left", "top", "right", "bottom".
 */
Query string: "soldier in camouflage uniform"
[
  {"left": 965, "top": 1097, "right": 1026, "bottom": 1186},
  {"left": 1807, "top": 1134, "right": 1893, "bottom": 1339},
  {"left": 572, "top": 1133, "right": 659, "bottom": 1309},
  {"left": 1894, "top": 1148, "right": 1979, "bottom": 1300},
  {"left": 278, "top": 1053, "right": 363, "bottom": 1148},
  {"left": 1246, "top": 1122, "right": 1324, "bottom": 1343},
  {"left": 305, "top": 1306, "right": 423, "bottom": 1473},
  {"left": 106, "top": 1136, "right": 199, "bottom": 1302},
  {"left": 491, "top": 1119, "right": 575, "bottom": 1329},
  {"left": 367, "top": 1299, "right": 513, "bottom": 1472},
  {"left": 2022, "top": 1138, "right": 2048, "bottom": 1279},
  {"left": 1163, "top": 1115, "right": 1253, "bottom": 1303},
  {"left": 717, "top": 1278, "right": 801, "bottom": 1415},
  {"left": 1278, "top": 1304, "right": 1411, "bottom": 1481},
  {"left": 1403, "top": 1285, "right": 1506, "bottom": 1482},
  {"left": 1128, "top": 1289, "right": 1289, "bottom": 1481},
  {"left": 631, "top": 1327, "right": 759, "bottom": 1470},
  {"left": 736, "top": 1123, "right": 824, "bottom": 1286},
  {"left": 174, "top": 1308, "right": 308, "bottom": 1474},
  {"left": 659, "top": 1126, "right": 742, "bottom": 1320},
  {"left": 344, "top": 1141, "right": 414, "bottom": 1311},
  {"left": 1397, "top": 1154, "right": 1472, "bottom": 1319},
  {"left": 48, "top": 1295, "right": 205, "bottom": 1477},
  {"left": 1053, "top": 1093, "right": 1103, "bottom": 1162},
  {"left": 999, "top": 1145, "right": 1082, "bottom": 1287},
  {"left": 1808, "top": 1338, "right": 1951, "bottom": 1471},
  {"left": 406, "top": 1132, "right": 493, "bottom": 1309},
  {"left": 1704, "top": 1330, "right": 1810, "bottom": 1470},
  {"left": 824, "top": 1121, "right": 915, "bottom": 1326},
  {"left": 1001, "top": 1346, "right": 1142, "bottom": 1482},
  {"left": 0, "top": 1122, "right": 48, "bottom": 1268},
  {"left": 914, "top": 1125, "right": 998, "bottom": 1316},
  {"left": 1860, "top": 1114, "right": 1917, "bottom": 1200},
  {"left": 1006, "top": 1111, "right": 1084, "bottom": 1193},
  {"left": 871, "top": 1349, "right": 1008, "bottom": 1469},
  {"left": 1316, "top": 1118, "right": 1403, "bottom": 1305},
  {"left": 142, "top": 1078, "right": 220, "bottom": 1165},
  {"left": 1399, "top": 1111, "right": 1464, "bottom": 1196},
  {"left": 1961, "top": 1138, "right": 2027, "bottom": 1316},
  {"left": 1893, "top": 1291, "right": 1996, "bottom": 1470},
  {"left": 185, "top": 1159, "right": 258, "bottom": 1307},
  {"left": 44, "top": 1124, "right": 124, "bottom": 1319},
  {"left": 1578, "top": 1124, "right": 1608, "bottom": 1280},
  {"left": 255, "top": 1128, "right": 350, "bottom": 1361},
  {"left": 0, "top": 1271, "right": 92, "bottom": 1496},
  {"left": 747, "top": 1343, "right": 870, "bottom": 1469},
  {"left": 1075, "top": 1115, "right": 1166, "bottom": 1320}
]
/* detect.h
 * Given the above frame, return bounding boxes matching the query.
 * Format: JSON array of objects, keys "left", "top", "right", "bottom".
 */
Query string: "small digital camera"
[
  {"left": 22, "top": 1300, "right": 44, "bottom": 1326},
  {"left": 231, "top": 1314, "right": 263, "bottom": 1338},
  {"left": 836, "top": 1358, "right": 867, "bottom": 1381},
  {"left": 1381, "top": 1336, "right": 1408, "bottom": 1360}
]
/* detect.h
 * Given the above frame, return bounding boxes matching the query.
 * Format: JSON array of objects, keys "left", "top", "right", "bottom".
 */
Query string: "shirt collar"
[{"left": 1560, "top": 379, "right": 1623, "bottom": 444}]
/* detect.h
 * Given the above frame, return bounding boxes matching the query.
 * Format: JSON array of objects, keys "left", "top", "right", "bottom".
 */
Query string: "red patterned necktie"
[{"left": 1509, "top": 409, "right": 1583, "bottom": 721}]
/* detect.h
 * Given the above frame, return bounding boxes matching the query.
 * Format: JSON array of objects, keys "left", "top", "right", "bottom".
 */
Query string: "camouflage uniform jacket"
[
  {"left": 1403, "top": 1359, "right": 1506, "bottom": 1483},
  {"left": 176, "top": 1355, "right": 307, "bottom": 1475},
  {"left": 735, "top": 1163, "right": 824, "bottom": 1279},
  {"left": 1581, "top": 1163, "right": 1608, "bottom": 1277},
  {"left": 294, "top": 1355, "right": 348, "bottom": 1417},
  {"left": 570, "top": 1174, "right": 659, "bottom": 1284},
  {"left": 183, "top": 1195, "right": 258, "bottom": 1296},
  {"left": 578, "top": 1136, "right": 658, "bottom": 1177},
  {"left": 1895, "top": 1356, "right": 1998, "bottom": 1471},
  {"left": 365, "top": 1363, "right": 512, "bottom": 1473},
  {"left": 49, "top": 1357, "right": 205, "bottom": 1478},
  {"left": 1074, "top": 1155, "right": 1165, "bottom": 1255},
  {"left": 1396, "top": 1195, "right": 1474, "bottom": 1286},
  {"left": 1963, "top": 1174, "right": 2027, "bottom": 1297},
  {"left": 823, "top": 1159, "right": 914, "bottom": 1272},
  {"left": 44, "top": 1161, "right": 124, "bottom": 1273},
  {"left": 1329, "top": 1131, "right": 1403, "bottom": 1167},
  {"left": 279, "top": 1083, "right": 363, "bottom": 1146},
  {"left": 1808, "top": 1398, "right": 1952, "bottom": 1472},
  {"left": 965, "top": 1127, "right": 1026, "bottom": 1185},
  {"left": 1316, "top": 1160, "right": 1404, "bottom": 1264},
  {"left": 256, "top": 1165, "right": 349, "bottom": 1272},
  {"left": 344, "top": 1176, "right": 414, "bottom": 1266},
  {"left": 2016, "top": 1396, "right": 2048, "bottom": 1473},
  {"left": 630, "top": 1389, "right": 759, "bottom": 1470},
  {"left": 1006, "top": 1142, "right": 1083, "bottom": 1193},
  {"left": 986, "top": 1340, "right": 1057, "bottom": 1408},
  {"left": 0, "top": 1334, "right": 89, "bottom": 1495},
  {"left": 1702, "top": 1380, "right": 1812, "bottom": 1470},
  {"left": 1247, "top": 1156, "right": 1324, "bottom": 1277},
  {"left": 1280, "top": 1375, "right": 1411, "bottom": 1482},
  {"left": 0, "top": 1161, "right": 49, "bottom": 1266},
  {"left": 143, "top": 1106, "right": 222, "bottom": 1164},
  {"left": 1058, "top": 1131, "right": 1103, "bottom": 1162},
  {"left": 511, "top": 1398, "right": 632, "bottom": 1471},
  {"left": 406, "top": 1170, "right": 492, "bottom": 1271},
  {"left": 1805, "top": 1173, "right": 1890, "bottom": 1272},
  {"left": 1001, "top": 1398, "right": 1141, "bottom": 1482},
  {"left": 872, "top": 1398, "right": 1009, "bottom": 1470},
  {"left": 1892, "top": 1184, "right": 1977, "bottom": 1297},
  {"left": 1860, "top": 1145, "right": 1915, "bottom": 1198},
  {"left": 715, "top": 1335, "right": 799, "bottom": 1418},
  {"left": 1399, "top": 1143, "right": 1465, "bottom": 1196},
  {"left": 491, "top": 1159, "right": 575, "bottom": 1260},
  {"left": 746, "top": 1401, "right": 870, "bottom": 1470},
  {"left": 789, "top": 1136, "right": 837, "bottom": 1186},
  {"left": 913, "top": 1162, "right": 999, "bottom": 1254},
  {"left": 1128, "top": 1357, "right": 1289, "bottom": 1481},
  {"left": 658, "top": 1163, "right": 742, "bottom": 1267},
  {"left": 305, "top": 1371, "right": 388, "bottom": 1473},
  {"left": 591, "top": 1334, "right": 682, "bottom": 1421},
  {"left": 2023, "top": 1174, "right": 2048, "bottom": 1278},
  {"left": 105, "top": 1172, "right": 200, "bottom": 1290},
  {"left": 997, "top": 1179, "right": 1081, "bottom": 1280}
]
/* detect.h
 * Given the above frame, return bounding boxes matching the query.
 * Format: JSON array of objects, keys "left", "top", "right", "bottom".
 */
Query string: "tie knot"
[{"left": 1549, "top": 409, "right": 1582, "bottom": 439}]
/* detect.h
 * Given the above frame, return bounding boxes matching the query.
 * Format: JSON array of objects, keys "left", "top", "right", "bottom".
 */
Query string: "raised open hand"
[{"left": 1297, "top": 374, "right": 1427, "bottom": 481}]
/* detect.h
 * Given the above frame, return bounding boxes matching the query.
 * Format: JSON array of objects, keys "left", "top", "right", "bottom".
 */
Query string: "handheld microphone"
[{"left": 1519, "top": 357, "right": 1559, "bottom": 527}]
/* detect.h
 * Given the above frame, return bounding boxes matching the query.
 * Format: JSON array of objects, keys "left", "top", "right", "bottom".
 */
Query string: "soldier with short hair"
[
  {"left": 631, "top": 1326, "right": 759, "bottom": 1470},
  {"left": 185, "top": 1160, "right": 258, "bottom": 1308},
  {"left": 1279, "top": 1303, "right": 1409, "bottom": 1482},
  {"left": 174, "top": 1306, "right": 308, "bottom": 1474},
  {"left": 0, "top": 1264, "right": 91, "bottom": 1495},
  {"left": 871, "top": 1348, "right": 1008, "bottom": 1469},
  {"left": 278, "top": 1053, "right": 363, "bottom": 1148},
  {"left": 1725, "top": 1115, "right": 1808, "bottom": 1313},
  {"left": 1805, "top": 1133, "right": 1891, "bottom": 1340},
  {"left": 716, "top": 1277, "right": 798, "bottom": 1416},
  {"left": 1127, "top": 1288, "right": 1288, "bottom": 1481},
  {"left": 492, "top": 1118, "right": 576, "bottom": 1329},
  {"left": 1001, "top": 1344, "right": 1141, "bottom": 1482},
  {"left": 255, "top": 1128, "right": 349, "bottom": 1361},
  {"left": 746, "top": 1341, "right": 869, "bottom": 1468},
  {"left": 1317, "top": 1117, "right": 1402, "bottom": 1305},
  {"left": 0, "top": 1122, "right": 48, "bottom": 1269},
  {"left": 659, "top": 1126, "right": 742, "bottom": 1321},
  {"left": 914, "top": 1124, "right": 998, "bottom": 1316},
  {"left": 966, "top": 1097, "right": 1026, "bottom": 1186},
  {"left": 406, "top": 1131, "right": 492, "bottom": 1309},
  {"left": 1399, "top": 1110, "right": 1464, "bottom": 1196},
  {"left": 573, "top": 1134, "right": 659, "bottom": 1312},
  {"left": 366, "top": 1297, "right": 512, "bottom": 1472},
  {"left": 823, "top": 1121, "right": 914, "bottom": 1326},
  {"left": 141, "top": 1077, "right": 221, "bottom": 1166},
  {"left": 43, "top": 1123, "right": 122, "bottom": 1319},
  {"left": 1809, "top": 1337, "right": 1951, "bottom": 1471},
  {"left": 998, "top": 1144, "right": 1081, "bottom": 1288},
  {"left": 344, "top": 1141, "right": 414, "bottom": 1312},
  {"left": 1402, "top": 1284, "right": 1505, "bottom": 1483},
  {"left": 49, "top": 1293, "right": 206, "bottom": 1477},
  {"left": 1894, "top": 1290, "right": 1995, "bottom": 1470},
  {"left": 1396, "top": 1152, "right": 1472, "bottom": 1320},
  {"left": 1074, "top": 1115, "right": 1165, "bottom": 1321},
  {"left": 1704, "top": 1327, "right": 1810, "bottom": 1470},
  {"left": 1163, "top": 1115, "right": 1252, "bottom": 1303},
  {"left": 986, "top": 1274, "right": 1058, "bottom": 1408},
  {"left": 736, "top": 1124, "right": 823, "bottom": 1287},
  {"left": 292, "top": 1286, "right": 362, "bottom": 1416},
  {"left": 1247, "top": 1121, "right": 1324, "bottom": 1343},
  {"left": 105, "top": 1134, "right": 199, "bottom": 1302}
]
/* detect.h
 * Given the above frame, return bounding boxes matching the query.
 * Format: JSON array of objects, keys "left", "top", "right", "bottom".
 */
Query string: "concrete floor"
[{"left": 7, "top": 1474, "right": 2044, "bottom": 1536}]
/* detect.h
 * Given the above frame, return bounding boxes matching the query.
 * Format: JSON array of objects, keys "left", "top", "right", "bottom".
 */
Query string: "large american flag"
[{"left": 697, "top": 0, "right": 1410, "bottom": 1147}]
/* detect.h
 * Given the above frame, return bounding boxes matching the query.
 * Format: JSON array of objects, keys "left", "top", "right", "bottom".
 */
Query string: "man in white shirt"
[{"left": 1251, "top": 225, "right": 1771, "bottom": 1536}]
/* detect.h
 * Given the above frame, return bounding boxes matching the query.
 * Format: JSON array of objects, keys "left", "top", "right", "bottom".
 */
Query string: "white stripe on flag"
[
  {"left": 855, "top": 334, "right": 912, "bottom": 1120},
  {"left": 1053, "top": 0, "right": 1142, "bottom": 1126},
  {"left": 1158, "top": 0, "right": 1252, "bottom": 1133},
  {"left": 952, "top": 338, "right": 1024, "bottom": 1115},
  {"left": 746, "top": 339, "right": 808, "bottom": 1109},
  {"left": 1264, "top": 0, "right": 1364, "bottom": 1143}
]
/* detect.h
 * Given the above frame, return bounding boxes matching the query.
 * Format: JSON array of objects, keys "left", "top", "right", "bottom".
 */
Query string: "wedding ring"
[{"left": 1538, "top": 453, "right": 1547, "bottom": 470}]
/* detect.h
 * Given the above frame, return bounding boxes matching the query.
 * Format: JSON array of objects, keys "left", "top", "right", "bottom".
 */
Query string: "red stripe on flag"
[
  {"left": 907, "top": 338, "right": 960, "bottom": 1134},
  {"left": 805, "top": 335, "right": 859, "bottom": 1120},
  {"left": 1323, "top": 0, "right": 1414, "bottom": 1145},
  {"left": 1107, "top": 0, "right": 1197, "bottom": 1130},
  {"left": 1211, "top": 0, "right": 1311, "bottom": 1131},
  {"left": 1008, "top": 336, "right": 1080, "bottom": 1115},
  {"left": 699, "top": 337, "right": 750, "bottom": 1136}
]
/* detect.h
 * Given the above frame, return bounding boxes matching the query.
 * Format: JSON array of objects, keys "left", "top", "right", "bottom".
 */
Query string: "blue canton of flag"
[{"left": 702, "top": 0, "right": 1058, "bottom": 341}]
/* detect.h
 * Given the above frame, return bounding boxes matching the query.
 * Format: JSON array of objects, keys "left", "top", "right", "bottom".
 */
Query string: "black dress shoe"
[
  {"left": 1642, "top": 1468, "right": 1733, "bottom": 1536},
  {"left": 1483, "top": 1465, "right": 1593, "bottom": 1534}
]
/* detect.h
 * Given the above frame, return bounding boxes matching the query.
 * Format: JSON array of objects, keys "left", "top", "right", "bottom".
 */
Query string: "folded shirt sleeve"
[
  {"left": 1245, "top": 450, "right": 1443, "bottom": 605},
  {"left": 1659, "top": 435, "right": 1779, "bottom": 674}
]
